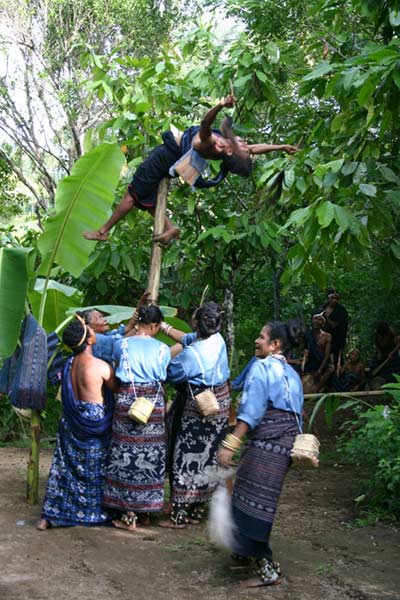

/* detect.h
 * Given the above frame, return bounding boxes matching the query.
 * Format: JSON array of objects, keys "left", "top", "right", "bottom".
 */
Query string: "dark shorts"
[
  {"left": 127, "top": 186, "right": 156, "bottom": 211},
  {"left": 128, "top": 131, "right": 182, "bottom": 210}
]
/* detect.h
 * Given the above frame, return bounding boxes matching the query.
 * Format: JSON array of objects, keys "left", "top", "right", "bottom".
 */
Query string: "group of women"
[{"left": 37, "top": 300, "right": 304, "bottom": 588}]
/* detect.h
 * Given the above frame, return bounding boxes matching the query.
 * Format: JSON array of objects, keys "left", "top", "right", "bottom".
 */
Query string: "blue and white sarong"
[
  {"left": 41, "top": 357, "right": 114, "bottom": 527},
  {"left": 103, "top": 383, "right": 166, "bottom": 513}
]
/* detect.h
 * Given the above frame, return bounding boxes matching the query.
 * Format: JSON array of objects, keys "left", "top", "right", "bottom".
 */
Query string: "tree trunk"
[
  {"left": 224, "top": 286, "right": 235, "bottom": 359},
  {"left": 272, "top": 242, "right": 293, "bottom": 319},
  {"left": 27, "top": 409, "right": 41, "bottom": 505},
  {"left": 147, "top": 178, "right": 169, "bottom": 303}
]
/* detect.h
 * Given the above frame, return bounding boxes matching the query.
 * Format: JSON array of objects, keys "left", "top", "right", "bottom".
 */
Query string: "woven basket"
[
  {"left": 128, "top": 396, "right": 154, "bottom": 424},
  {"left": 195, "top": 389, "right": 219, "bottom": 417},
  {"left": 290, "top": 433, "right": 320, "bottom": 468}
]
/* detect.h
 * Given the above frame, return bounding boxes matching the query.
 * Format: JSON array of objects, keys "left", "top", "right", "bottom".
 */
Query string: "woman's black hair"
[
  {"left": 62, "top": 319, "right": 90, "bottom": 354},
  {"left": 264, "top": 320, "right": 300, "bottom": 352},
  {"left": 195, "top": 301, "right": 222, "bottom": 338},
  {"left": 221, "top": 153, "right": 252, "bottom": 177},
  {"left": 138, "top": 304, "right": 163, "bottom": 325}
]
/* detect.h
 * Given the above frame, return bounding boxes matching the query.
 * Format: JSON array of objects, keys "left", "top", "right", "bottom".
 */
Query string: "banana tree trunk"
[
  {"left": 147, "top": 179, "right": 169, "bottom": 303},
  {"left": 27, "top": 410, "right": 41, "bottom": 504}
]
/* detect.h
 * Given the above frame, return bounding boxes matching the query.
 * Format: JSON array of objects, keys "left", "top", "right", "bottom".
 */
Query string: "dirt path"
[{"left": 0, "top": 447, "right": 399, "bottom": 600}]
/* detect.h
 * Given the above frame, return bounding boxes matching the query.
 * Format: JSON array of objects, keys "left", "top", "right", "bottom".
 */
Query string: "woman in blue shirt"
[
  {"left": 218, "top": 321, "right": 304, "bottom": 587},
  {"left": 103, "top": 304, "right": 171, "bottom": 530},
  {"left": 160, "top": 301, "right": 231, "bottom": 528}
]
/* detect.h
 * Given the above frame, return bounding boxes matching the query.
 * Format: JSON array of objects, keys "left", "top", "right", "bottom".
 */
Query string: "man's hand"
[
  {"left": 138, "top": 291, "right": 151, "bottom": 307},
  {"left": 221, "top": 95, "right": 236, "bottom": 108},
  {"left": 283, "top": 144, "right": 298, "bottom": 155}
]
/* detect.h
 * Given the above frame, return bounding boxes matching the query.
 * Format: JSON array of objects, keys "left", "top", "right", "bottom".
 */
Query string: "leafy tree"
[
  {"left": 0, "top": 150, "right": 30, "bottom": 221},
  {"left": 0, "top": 0, "right": 191, "bottom": 216}
]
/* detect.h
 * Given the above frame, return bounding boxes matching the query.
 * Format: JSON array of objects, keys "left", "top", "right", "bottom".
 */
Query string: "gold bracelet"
[
  {"left": 220, "top": 440, "right": 235, "bottom": 451},
  {"left": 221, "top": 433, "right": 242, "bottom": 452}
]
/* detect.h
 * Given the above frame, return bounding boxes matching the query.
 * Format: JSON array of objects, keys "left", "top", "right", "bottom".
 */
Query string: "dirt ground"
[{"left": 0, "top": 447, "right": 399, "bottom": 600}]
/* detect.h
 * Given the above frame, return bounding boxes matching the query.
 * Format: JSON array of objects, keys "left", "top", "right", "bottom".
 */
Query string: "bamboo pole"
[
  {"left": 147, "top": 178, "right": 169, "bottom": 303},
  {"left": 304, "top": 390, "right": 387, "bottom": 400}
]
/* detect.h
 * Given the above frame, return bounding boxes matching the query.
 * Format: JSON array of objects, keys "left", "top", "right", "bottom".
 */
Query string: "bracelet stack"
[
  {"left": 221, "top": 433, "right": 242, "bottom": 452},
  {"left": 160, "top": 321, "right": 172, "bottom": 335},
  {"left": 131, "top": 310, "right": 139, "bottom": 322}
]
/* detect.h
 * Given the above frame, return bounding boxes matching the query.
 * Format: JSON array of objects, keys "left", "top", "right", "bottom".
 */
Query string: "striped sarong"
[
  {"left": 103, "top": 383, "right": 166, "bottom": 512},
  {"left": 231, "top": 409, "right": 298, "bottom": 558},
  {"left": 171, "top": 381, "right": 230, "bottom": 505}
]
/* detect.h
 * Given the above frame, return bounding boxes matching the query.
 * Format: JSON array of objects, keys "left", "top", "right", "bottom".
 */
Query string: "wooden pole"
[
  {"left": 303, "top": 390, "right": 387, "bottom": 400},
  {"left": 147, "top": 178, "right": 169, "bottom": 303}
]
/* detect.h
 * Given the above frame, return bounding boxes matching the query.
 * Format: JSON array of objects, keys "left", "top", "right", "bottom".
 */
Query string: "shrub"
[{"left": 339, "top": 377, "right": 400, "bottom": 521}]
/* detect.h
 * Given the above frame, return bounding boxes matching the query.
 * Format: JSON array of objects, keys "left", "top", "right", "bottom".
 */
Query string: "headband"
[{"left": 72, "top": 314, "right": 88, "bottom": 348}]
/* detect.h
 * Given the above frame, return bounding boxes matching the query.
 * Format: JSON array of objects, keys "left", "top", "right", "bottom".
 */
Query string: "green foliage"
[
  {"left": 38, "top": 143, "right": 125, "bottom": 280},
  {"left": 0, "top": 153, "right": 29, "bottom": 221},
  {"left": 339, "top": 379, "right": 400, "bottom": 520},
  {"left": 0, "top": 247, "right": 29, "bottom": 358}
]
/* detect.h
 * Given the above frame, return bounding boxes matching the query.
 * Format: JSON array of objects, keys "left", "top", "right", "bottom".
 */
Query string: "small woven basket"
[
  {"left": 128, "top": 396, "right": 154, "bottom": 424},
  {"left": 290, "top": 433, "right": 320, "bottom": 468}
]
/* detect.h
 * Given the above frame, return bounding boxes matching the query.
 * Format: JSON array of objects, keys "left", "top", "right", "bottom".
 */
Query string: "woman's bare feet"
[
  {"left": 36, "top": 518, "right": 50, "bottom": 531},
  {"left": 112, "top": 519, "right": 148, "bottom": 534},
  {"left": 83, "top": 229, "right": 109, "bottom": 241},
  {"left": 153, "top": 226, "right": 180, "bottom": 246}
]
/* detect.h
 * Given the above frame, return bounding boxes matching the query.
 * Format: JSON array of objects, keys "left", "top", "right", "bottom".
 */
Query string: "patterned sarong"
[
  {"left": 41, "top": 407, "right": 111, "bottom": 527},
  {"left": 231, "top": 409, "right": 298, "bottom": 558},
  {"left": 103, "top": 383, "right": 166, "bottom": 512},
  {"left": 171, "top": 381, "right": 230, "bottom": 505}
]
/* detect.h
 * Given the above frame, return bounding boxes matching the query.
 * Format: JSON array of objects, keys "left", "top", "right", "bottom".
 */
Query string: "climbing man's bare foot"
[
  {"left": 83, "top": 230, "right": 109, "bottom": 242},
  {"left": 153, "top": 226, "right": 180, "bottom": 246},
  {"left": 36, "top": 518, "right": 50, "bottom": 531}
]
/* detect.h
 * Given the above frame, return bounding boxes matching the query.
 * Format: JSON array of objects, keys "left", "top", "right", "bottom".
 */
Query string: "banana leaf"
[
  {"left": 38, "top": 143, "right": 125, "bottom": 279},
  {"left": 28, "top": 279, "right": 82, "bottom": 333},
  {"left": 0, "top": 248, "right": 28, "bottom": 358},
  {"left": 67, "top": 304, "right": 178, "bottom": 324}
]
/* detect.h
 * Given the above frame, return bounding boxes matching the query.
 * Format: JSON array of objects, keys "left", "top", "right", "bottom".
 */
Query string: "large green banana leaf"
[
  {"left": 66, "top": 304, "right": 178, "bottom": 324},
  {"left": 38, "top": 143, "right": 125, "bottom": 279},
  {"left": 0, "top": 248, "right": 28, "bottom": 358},
  {"left": 28, "top": 279, "right": 82, "bottom": 333}
]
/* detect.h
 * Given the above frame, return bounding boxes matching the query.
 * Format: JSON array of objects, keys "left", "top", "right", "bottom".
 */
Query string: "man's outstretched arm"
[
  {"left": 248, "top": 143, "right": 298, "bottom": 155},
  {"left": 199, "top": 95, "right": 235, "bottom": 142}
]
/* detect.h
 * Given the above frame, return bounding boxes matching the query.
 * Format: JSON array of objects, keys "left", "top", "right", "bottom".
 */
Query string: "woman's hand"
[{"left": 217, "top": 446, "right": 235, "bottom": 468}]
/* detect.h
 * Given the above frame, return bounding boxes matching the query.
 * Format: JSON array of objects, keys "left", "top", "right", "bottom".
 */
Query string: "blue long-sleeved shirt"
[
  {"left": 167, "top": 332, "right": 230, "bottom": 386},
  {"left": 92, "top": 325, "right": 126, "bottom": 364},
  {"left": 113, "top": 335, "right": 170, "bottom": 384},
  {"left": 237, "top": 355, "right": 303, "bottom": 430}
]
